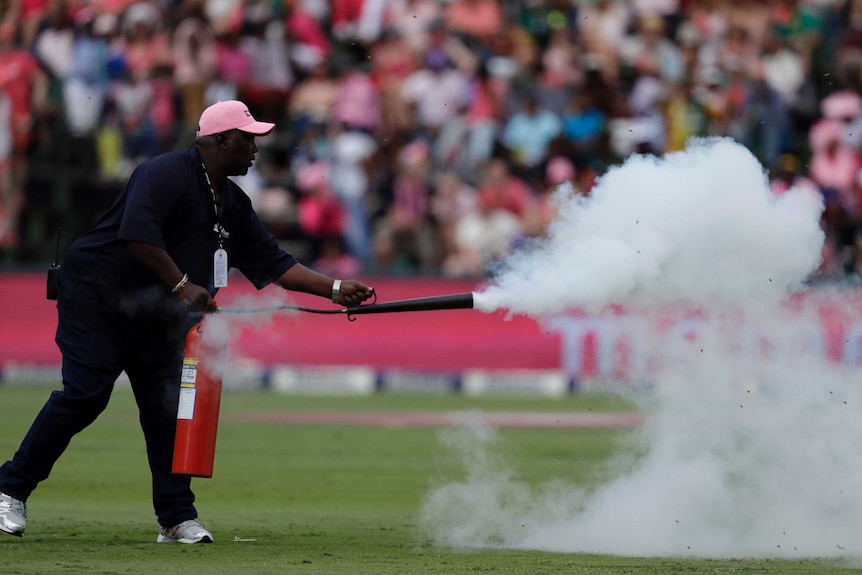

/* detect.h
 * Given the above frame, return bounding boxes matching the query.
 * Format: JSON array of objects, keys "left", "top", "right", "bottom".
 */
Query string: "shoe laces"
[
  {"left": 0, "top": 493, "right": 26, "bottom": 518},
  {"left": 173, "top": 519, "right": 205, "bottom": 537}
]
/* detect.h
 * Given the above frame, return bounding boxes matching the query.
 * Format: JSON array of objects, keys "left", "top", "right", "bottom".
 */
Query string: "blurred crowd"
[{"left": 1, "top": 0, "right": 862, "bottom": 282}]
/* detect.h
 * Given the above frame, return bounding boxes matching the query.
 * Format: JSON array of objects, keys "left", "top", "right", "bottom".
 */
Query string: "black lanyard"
[{"left": 201, "top": 162, "right": 225, "bottom": 249}]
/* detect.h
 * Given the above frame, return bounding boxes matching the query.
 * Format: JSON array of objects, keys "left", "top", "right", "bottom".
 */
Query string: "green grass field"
[{"left": 0, "top": 385, "right": 860, "bottom": 574}]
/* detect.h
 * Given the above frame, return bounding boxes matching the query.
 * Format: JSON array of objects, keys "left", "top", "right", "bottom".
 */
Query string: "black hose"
[
  {"left": 343, "top": 292, "right": 474, "bottom": 316},
  {"left": 214, "top": 292, "right": 475, "bottom": 321}
]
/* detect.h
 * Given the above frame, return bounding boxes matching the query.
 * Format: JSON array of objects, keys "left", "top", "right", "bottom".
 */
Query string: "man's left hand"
[{"left": 338, "top": 280, "right": 374, "bottom": 307}]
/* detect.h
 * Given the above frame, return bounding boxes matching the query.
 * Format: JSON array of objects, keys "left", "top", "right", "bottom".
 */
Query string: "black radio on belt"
[{"left": 46, "top": 228, "right": 61, "bottom": 301}]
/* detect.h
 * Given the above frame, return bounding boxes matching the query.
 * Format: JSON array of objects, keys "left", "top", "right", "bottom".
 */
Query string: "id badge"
[{"left": 214, "top": 248, "right": 228, "bottom": 287}]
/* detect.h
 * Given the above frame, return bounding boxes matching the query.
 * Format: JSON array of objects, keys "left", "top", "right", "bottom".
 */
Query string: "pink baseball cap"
[{"left": 197, "top": 100, "right": 275, "bottom": 137}]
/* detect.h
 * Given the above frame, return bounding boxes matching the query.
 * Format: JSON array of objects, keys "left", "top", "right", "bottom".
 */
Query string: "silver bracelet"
[
  {"left": 331, "top": 279, "right": 342, "bottom": 304},
  {"left": 172, "top": 273, "right": 189, "bottom": 293}
]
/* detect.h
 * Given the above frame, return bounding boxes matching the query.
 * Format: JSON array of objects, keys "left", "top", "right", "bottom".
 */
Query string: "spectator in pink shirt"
[
  {"left": 117, "top": 2, "right": 171, "bottom": 82},
  {"left": 286, "top": 8, "right": 331, "bottom": 73},
  {"left": 475, "top": 158, "right": 536, "bottom": 219},
  {"left": 444, "top": 0, "right": 503, "bottom": 43},
  {"left": 809, "top": 118, "right": 860, "bottom": 212},
  {"left": 332, "top": 66, "right": 381, "bottom": 132},
  {"left": 296, "top": 161, "right": 346, "bottom": 261},
  {"left": 461, "top": 63, "right": 503, "bottom": 171},
  {"left": 390, "top": 139, "right": 431, "bottom": 232},
  {"left": 211, "top": 29, "right": 250, "bottom": 103}
]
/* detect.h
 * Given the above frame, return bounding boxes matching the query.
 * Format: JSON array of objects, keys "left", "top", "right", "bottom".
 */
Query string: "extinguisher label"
[
  {"left": 178, "top": 388, "right": 196, "bottom": 420},
  {"left": 181, "top": 358, "right": 199, "bottom": 385},
  {"left": 178, "top": 358, "right": 198, "bottom": 420}
]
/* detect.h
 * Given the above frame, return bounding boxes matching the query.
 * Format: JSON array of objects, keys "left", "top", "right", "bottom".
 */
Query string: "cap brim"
[{"left": 238, "top": 121, "right": 276, "bottom": 136}]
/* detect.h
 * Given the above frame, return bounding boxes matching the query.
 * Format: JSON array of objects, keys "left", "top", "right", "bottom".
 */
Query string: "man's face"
[{"left": 219, "top": 130, "right": 259, "bottom": 176}]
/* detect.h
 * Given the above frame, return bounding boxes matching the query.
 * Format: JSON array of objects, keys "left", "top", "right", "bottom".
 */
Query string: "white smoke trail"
[
  {"left": 196, "top": 286, "right": 300, "bottom": 387},
  {"left": 420, "top": 139, "right": 862, "bottom": 558},
  {"left": 421, "top": 310, "right": 862, "bottom": 558},
  {"left": 472, "top": 138, "right": 824, "bottom": 316}
]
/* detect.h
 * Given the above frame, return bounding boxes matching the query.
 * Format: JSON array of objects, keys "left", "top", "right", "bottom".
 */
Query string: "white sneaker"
[
  {"left": 0, "top": 492, "right": 26, "bottom": 537},
  {"left": 157, "top": 519, "right": 213, "bottom": 544}
]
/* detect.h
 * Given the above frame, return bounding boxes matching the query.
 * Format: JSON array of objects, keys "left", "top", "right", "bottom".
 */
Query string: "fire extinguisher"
[{"left": 172, "top": 315, "right": 227, "bottom": 478}]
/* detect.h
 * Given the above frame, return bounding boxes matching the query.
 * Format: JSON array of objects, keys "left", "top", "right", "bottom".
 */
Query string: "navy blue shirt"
[{"left": 58, "top": 146, "right": 297, "bottom": 326}]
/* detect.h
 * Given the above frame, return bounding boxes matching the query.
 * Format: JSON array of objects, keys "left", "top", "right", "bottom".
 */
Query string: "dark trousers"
[{"left": 0, "top": 304, "right": 198, "bottom": 528}]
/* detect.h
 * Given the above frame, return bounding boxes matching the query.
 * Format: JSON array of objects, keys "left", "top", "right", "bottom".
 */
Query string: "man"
[{"left": 0, "top": 100, "right": 374, "bottom": 543}]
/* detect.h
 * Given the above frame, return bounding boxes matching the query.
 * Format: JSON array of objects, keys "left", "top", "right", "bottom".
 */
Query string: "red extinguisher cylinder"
[{"left": 172, "top": 318, "right": 227, "bottom": 478}]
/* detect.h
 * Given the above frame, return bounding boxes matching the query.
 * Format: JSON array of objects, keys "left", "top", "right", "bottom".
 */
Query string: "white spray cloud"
[
  {"left": 473, "top": 138, "right": 824, "bottom": 316},
  {"left": 421, "top": 320, "right": 862, "bottom": 558},
  {"left": 420, "top": 139, "right": 862, "bottom": 559},
  {"left": 194, "top": 288, "right": 301, "bottom": 384}
]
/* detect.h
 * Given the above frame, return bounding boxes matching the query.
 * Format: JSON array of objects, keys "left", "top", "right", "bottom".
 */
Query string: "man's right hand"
[
  {"left": 125, "top": 242, "right": 216, "bottom": 311},
  {"left": 176, "top": 282, "right": 216, "bottom": 312}
]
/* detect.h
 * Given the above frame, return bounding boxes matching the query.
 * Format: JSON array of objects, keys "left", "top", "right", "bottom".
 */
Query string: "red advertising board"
[{"left": 3, "top": 273, "right": 862, "bottom": 381}]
